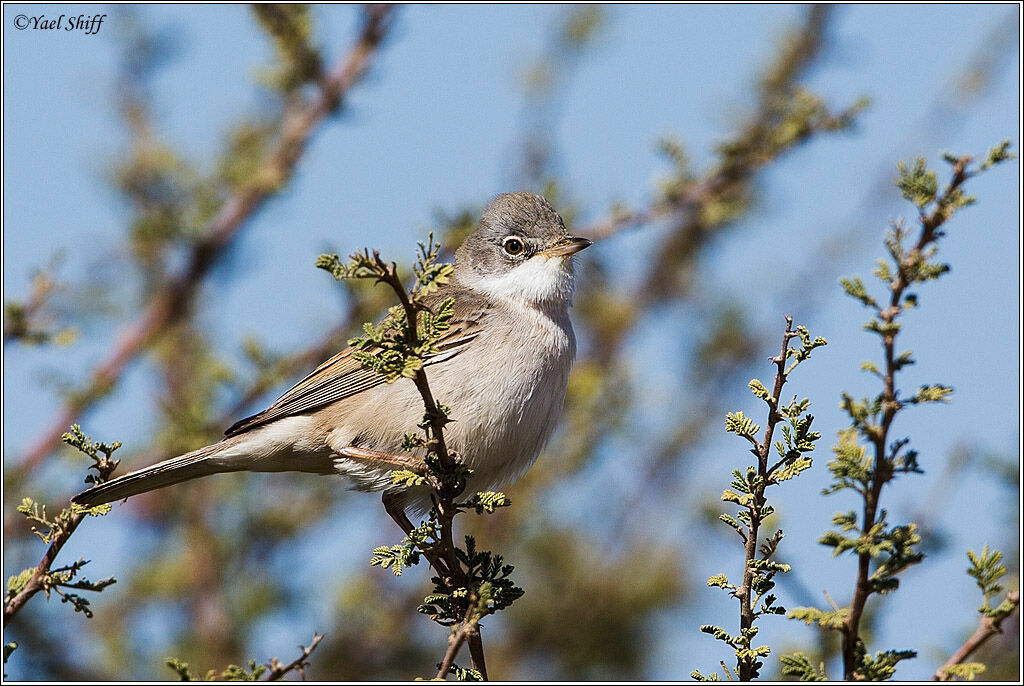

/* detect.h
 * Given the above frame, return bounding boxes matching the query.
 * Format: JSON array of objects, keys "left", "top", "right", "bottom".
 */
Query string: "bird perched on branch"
[{"left": 73, "top": 192, "right": 591, "bottom": 523}]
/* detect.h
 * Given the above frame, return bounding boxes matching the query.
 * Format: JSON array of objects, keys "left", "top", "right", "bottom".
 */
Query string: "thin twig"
[
  {"left": 16, "top": 5, "right": 396, "bottom": 476},
  {"left": 3, "top": 511, "right": 90, "bottom": 627},
  {"left": 264, "top": 633, "right": 324, "bottom": 681},
  {"left": 436, "top": 595, "right": 480, "bottom": 680},
  {"left": 932, "top": 591, "right": 1019, "bottom": 681},
  {"left": 737, "top": 316, "right": 797, "bottom": 681},
  {"left": 5, "top": 435, "right": 120, "bottom": 627}
]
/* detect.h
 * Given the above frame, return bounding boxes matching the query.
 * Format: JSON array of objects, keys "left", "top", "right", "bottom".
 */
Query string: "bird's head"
[{"left": 454, "top": 192, "right": 591, "bottom": 309}]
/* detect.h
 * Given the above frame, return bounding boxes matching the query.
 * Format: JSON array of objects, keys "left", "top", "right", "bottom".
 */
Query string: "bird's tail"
[{"left": 71, "top": 441, "right": 240, "bottom": 507}]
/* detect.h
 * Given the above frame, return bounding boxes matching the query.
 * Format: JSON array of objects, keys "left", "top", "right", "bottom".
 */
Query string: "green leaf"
[
  {"left": 788, "top": 605, "right": 848, "bottom": 629},
  {"left": 725, "top": 411, "right": 760, "bottom": 443},
  {"left": 779, "top": 653, "right": 828, "bottom": 681},
  {"left": 840, "top": 276, "right": 878, "bottom": 309},
  {"left": 707, "top": 573, "right": 735, "bottom": 590},
  {"left": 966, "top": 545, "right": 1009, "bottom": 616},
  {"left": 748, "top": 378, "right": 770, "bottom": 401},
  {"left": 938, "top": 662, "right": 986, "bottom": 681},
  {"left": 6, "top": 568, "right": 34, "bottom": 597},
  {"left": 465, "top": 491, "right": 511, "bottom": 514},
  {"left": 166, "top": 658, "right": 196, "bottom": 681},
  {"left": 699, "top": 624, "right": 737, "bottom": 647},
  {"left": 391, "top": 470, "right": 427, "bottom": 487},
  {"left": 980, "top": 140, "right": 1014, "bottom": 170},
  {"left": 909, "top": 384, "right": 953, "bottom": 404},
  {"left": 895, "top": 157, "right": 938, "bottom": 208}
]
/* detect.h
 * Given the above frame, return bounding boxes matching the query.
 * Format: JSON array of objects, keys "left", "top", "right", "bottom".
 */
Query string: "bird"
[{"left": 72, "top": 192, "right": 591, "bottom": 525}]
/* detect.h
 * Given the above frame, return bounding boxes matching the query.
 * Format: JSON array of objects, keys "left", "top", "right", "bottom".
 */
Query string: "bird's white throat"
[{"left": 467, "top": 255, "right": 575, "bottom": 309}]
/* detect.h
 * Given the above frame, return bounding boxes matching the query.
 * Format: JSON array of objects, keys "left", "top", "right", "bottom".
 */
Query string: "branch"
[
  {"left": 321, "top": 243, "right": 498, "bottom": 680},
  {"left": 3, "top": 513, "right": 90, "bottom": 627},
  {"left": 737, "top": 317, "right": 798, "bottom": 680},
  {"left": 368, "top": 254, "right": 483, "bottom": 678},
  {"left": 841, "top": 154, "right": 981, "bottom": 678},
  {"left": 16, "top": 4, "right": 396, "bottom": 476},
  {"left": 933, "top": 591, "right": 1019, "bottom": 681},
  {"left": 4, "top": 428, "right": 121, "bottom": 627},
  {"left": 436, "top": 594, "right": 482, "bottom": 680},
  {"left": 264, "top": 633, "right": 324, "bottom": 681}
]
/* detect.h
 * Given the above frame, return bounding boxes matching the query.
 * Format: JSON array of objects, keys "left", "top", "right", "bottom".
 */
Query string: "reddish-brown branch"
[
  {"left": 4, "top": 510, "right": 88, "bottom": 627},
  {"left": 435, "top": 594, "right": 482, "bottom": 680},
  {"left": 932, "top": 591, "right": 1020, "bottom": 681},
  {"left": 17, "top": 5, "right": 396, "bottom": 475}
]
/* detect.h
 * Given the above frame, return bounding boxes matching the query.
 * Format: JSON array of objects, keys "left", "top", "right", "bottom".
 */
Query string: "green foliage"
[
  {"left": 166, "top": 657, "right": 267, "bottom": 681},
  {"left": 41, "top": 558, "right": 116, "bottom": 619},
  {"left": 165, "top": 633, "right": 322, "bottom": 681},
  {"left": 853, "top": 641, "right": 917, "bottom": 681},
  {"left": 965, "top": 546, "right": 1011, "bottom": 618},
  {"left": 464, "top": 491, "right": 511, "bottom": 515},
  {"left": 61, "top": 424, "right": 122, "bottom": 487},
  {"left": 439, "top": 662, "right": 483, "bottom": 682},
  {"left": 316, "top": 235, "right": 456, "bottom": 384},
  {"left": 418, "top": 536, "right": 524, "bottom": 624},
  {"left": 696, "top": 318, "right": 825, "bottom": 680},
  {"left": 725, "top": 411, "right": 760, "bottom": 445},
  {"left": 778, "top": 653, "right": 828, "bottom": 681},
  {"left": 895, "top": 157, "right": 938, "bottom": 208},
  {"left": 979, "top": 139, "right": 1014, "bottom": 170},
  {"left": 5, "top": 426, "right": 122, "bottom": 622},
  {"left": 391, "top": 469, "right": 428, "bottom": 488},
  {"left": 3, "top": 267, "right": 78, "bottom": 346},
  {"left": 938, "top": 662, "right": 986, "bottom": 681},
  {"left": 788, "top": 605, "right": 849, "bottom": 629},
  {"left": 909, "top": 384, "right": 954, "bottom": 404},
  {"left": 219, "top": 121, "right": 275, "bottom": 192},
  {"left": 840, "top": 276, "right": 878, "bottom": 309},
  {"left": 805, "top": 144, "right": 1014, "bottom": 680},
  {"left": 251, "top": 4, "right": 323, "bottom": 91},
  {"left": 369, "top": 518, "right": 437, "bottom": 576},
  {"left": 786, "top": 326, "right": 828, "bottom": 373}
]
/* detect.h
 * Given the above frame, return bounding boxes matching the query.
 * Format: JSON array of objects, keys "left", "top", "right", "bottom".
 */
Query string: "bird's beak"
[{"left": 539, "top": 236, "right": 593, "bottom": 258}]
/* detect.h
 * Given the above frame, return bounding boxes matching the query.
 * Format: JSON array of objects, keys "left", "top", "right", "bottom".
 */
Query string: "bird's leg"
[
  {"left": 381, "top": 491, "right": 451, "bottom": 579},
  {"left": 337, "top": 446, "right": 426, "bottom": 473}
]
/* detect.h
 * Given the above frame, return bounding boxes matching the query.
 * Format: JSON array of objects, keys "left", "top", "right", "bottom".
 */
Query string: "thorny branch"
[
  {"left": 4, "top": 429, "right": 121, "bottom": 628},
  {"left": 16, "top": 4, "right": 396, "bottom": 476}
]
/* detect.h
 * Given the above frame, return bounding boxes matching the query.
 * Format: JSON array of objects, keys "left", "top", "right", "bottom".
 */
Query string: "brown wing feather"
[{"left": 224, "top": 292, "right": 488, "bottom": 437}]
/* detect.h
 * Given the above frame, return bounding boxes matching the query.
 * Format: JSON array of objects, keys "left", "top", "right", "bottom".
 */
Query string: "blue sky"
[{"left": 3, "top": 3, "right": 1020, "bottom": 680}]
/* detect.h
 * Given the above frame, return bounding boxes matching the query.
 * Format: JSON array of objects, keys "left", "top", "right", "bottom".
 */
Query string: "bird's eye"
[{"left": 502, "top": 236, "right": 525, "bottom": 256}]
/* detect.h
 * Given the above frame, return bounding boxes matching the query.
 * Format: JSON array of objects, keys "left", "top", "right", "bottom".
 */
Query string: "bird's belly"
[
  {"left": 438, "top": 317, "right": 573, "bottom": 491},
  {"left": 325, "top": 313, "right": 573, "bottom": 502},
  {"left": 445, "top": 350, "right": 570, "bottom": 490}
]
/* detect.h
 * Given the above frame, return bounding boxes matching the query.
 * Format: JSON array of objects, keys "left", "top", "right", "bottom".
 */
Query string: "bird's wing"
[{"left": 224, "top": 296, "right": 486, "bottom": 437}]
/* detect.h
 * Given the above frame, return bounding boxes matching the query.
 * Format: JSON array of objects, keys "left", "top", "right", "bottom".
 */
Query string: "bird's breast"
[{"left": 439, "top": 302, "right": 575, "bottom": 489}]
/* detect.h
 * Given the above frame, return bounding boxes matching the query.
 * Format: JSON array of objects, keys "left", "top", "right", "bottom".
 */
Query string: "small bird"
[{"left": 72, "top": 192, "right": 591, "bottom": 523}]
